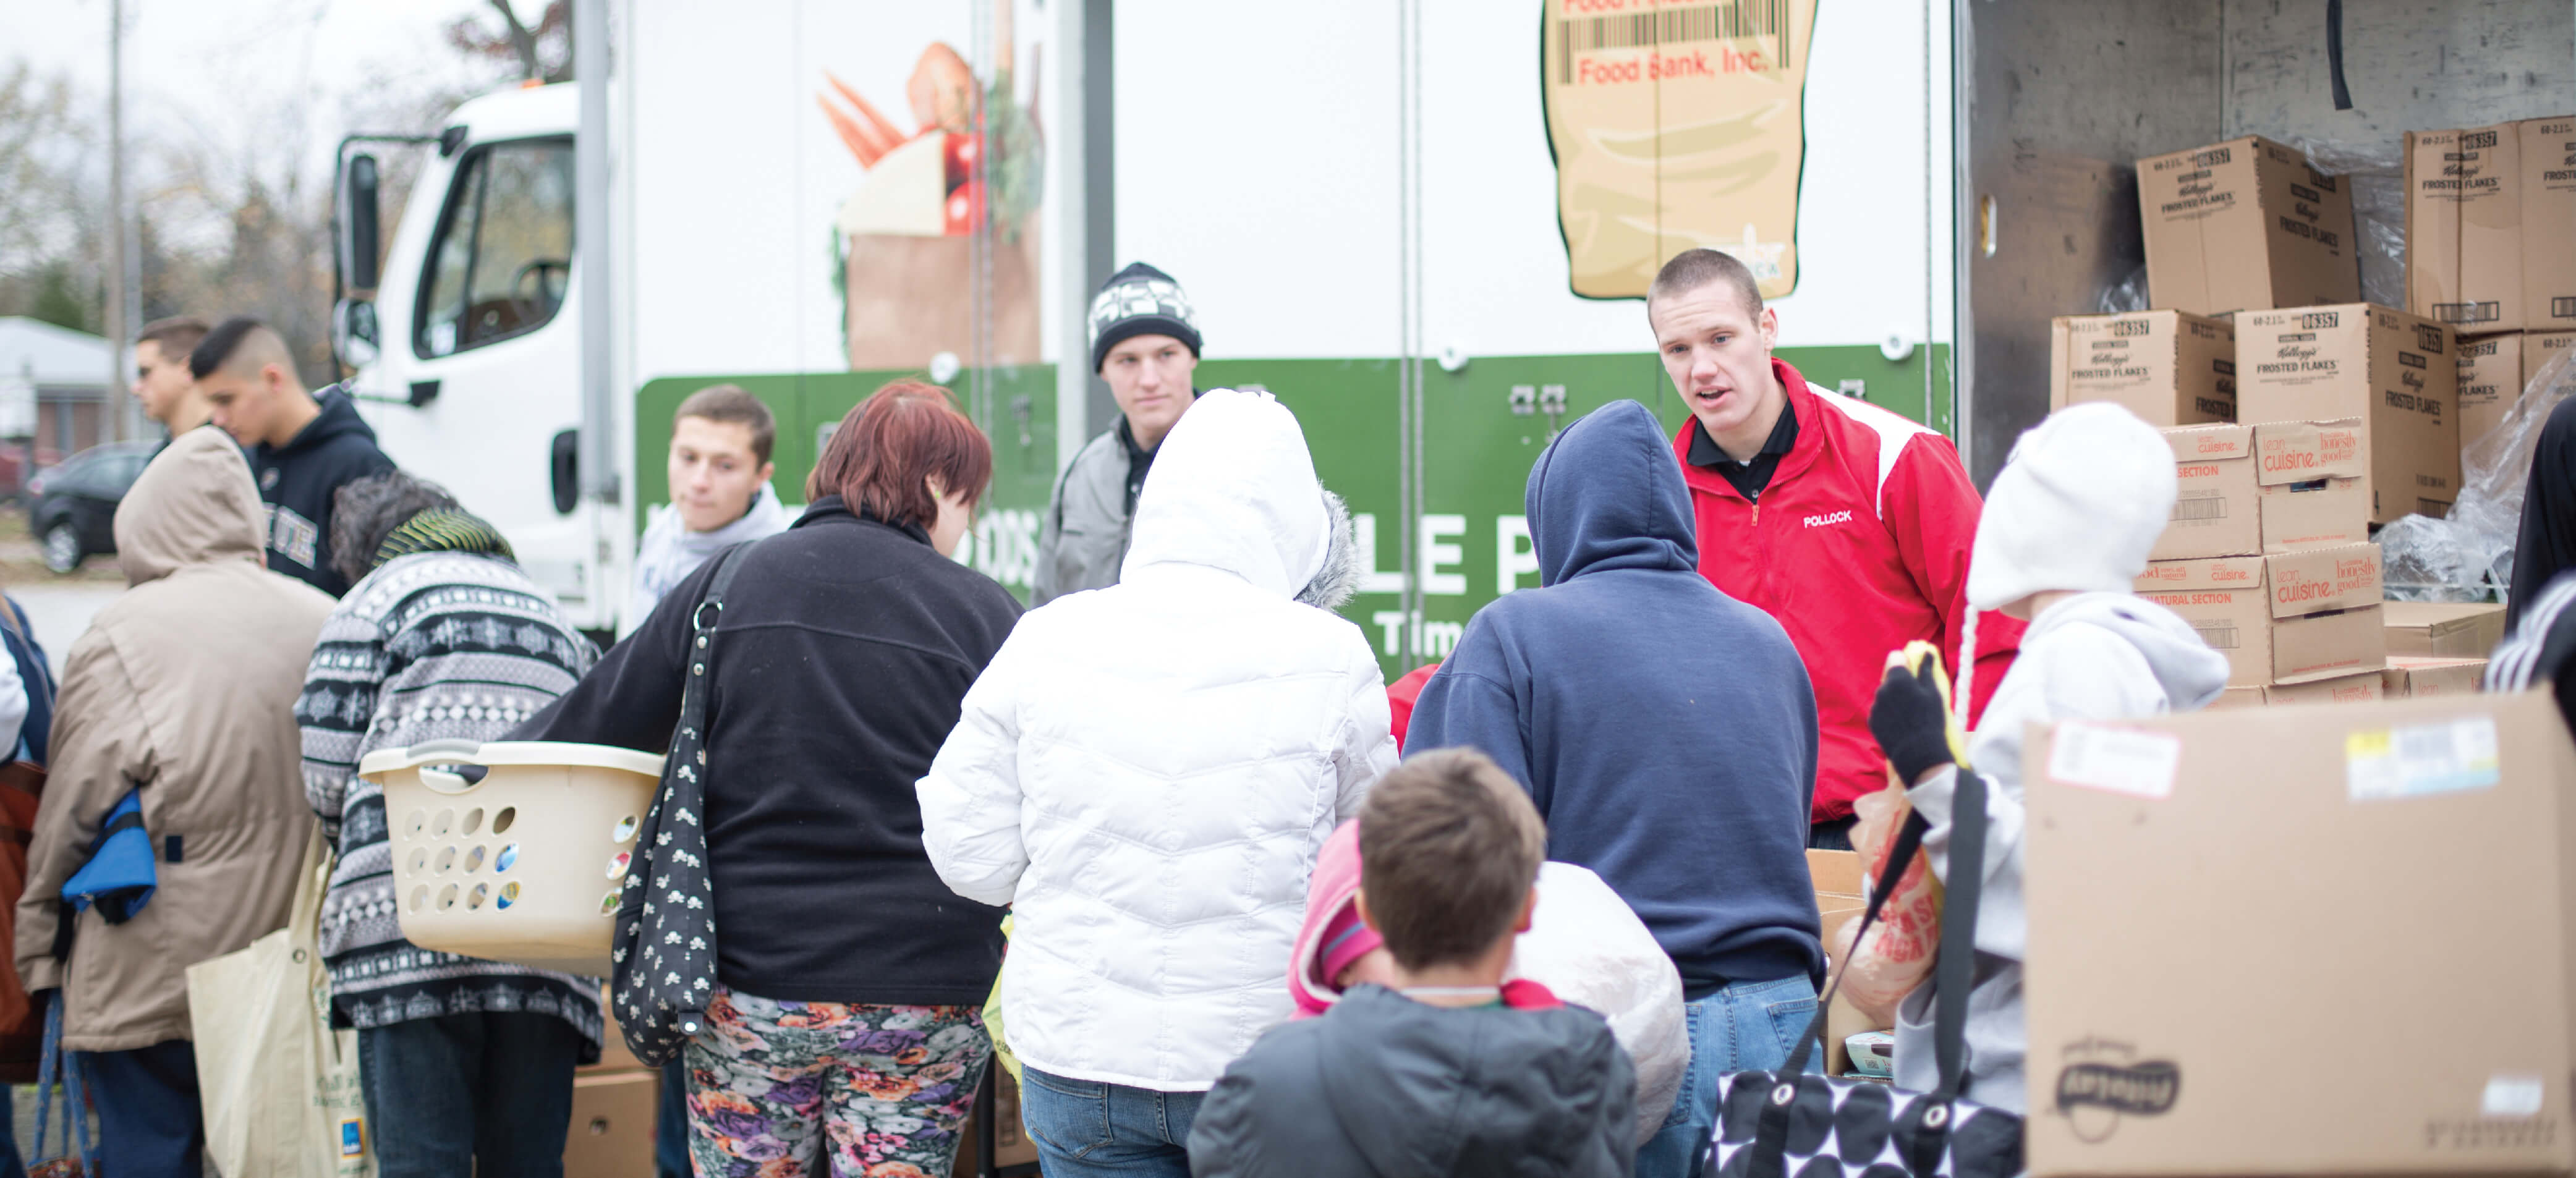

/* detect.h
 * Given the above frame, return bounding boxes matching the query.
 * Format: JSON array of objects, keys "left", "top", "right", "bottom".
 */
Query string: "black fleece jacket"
[
  {"left": 252, "top": 384, "right": 394, "bottom": 596},
  {"left": 514, "top": 498, "right": 1021, "bottom": 1005}
]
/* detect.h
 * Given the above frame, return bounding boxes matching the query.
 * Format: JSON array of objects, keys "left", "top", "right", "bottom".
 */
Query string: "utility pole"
[{"left": 103, "top": 0, "right": 132, "bottom": 443}]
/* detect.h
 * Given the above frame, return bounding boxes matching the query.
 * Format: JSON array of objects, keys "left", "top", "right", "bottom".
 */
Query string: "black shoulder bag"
[
  {"left": 1705, "top": 766, "right": 2024, "bottom": 1178},
  {"left": 610, "top": 541, "right": 755, "bottom": 1067}
]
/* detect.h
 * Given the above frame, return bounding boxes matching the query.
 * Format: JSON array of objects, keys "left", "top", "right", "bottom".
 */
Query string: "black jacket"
[
  {"left": 251, "top": 385, "right": 394, "bottom": 596},
  {"left": 1187, "top": 986, "right": 1638, "bottom": 1178},
  {"left": 515, "top": 497, "right": 1022, "bottom": 1005}
]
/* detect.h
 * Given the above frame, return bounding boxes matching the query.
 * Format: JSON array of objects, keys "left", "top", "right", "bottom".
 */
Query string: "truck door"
[{"left": 376, "top": 135, "right": 600, "bottom": 617}]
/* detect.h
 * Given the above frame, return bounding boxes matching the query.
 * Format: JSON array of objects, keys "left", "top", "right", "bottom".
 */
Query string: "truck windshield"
[{"left": 416, "top": 137, "right": 576, "bottom": 358}]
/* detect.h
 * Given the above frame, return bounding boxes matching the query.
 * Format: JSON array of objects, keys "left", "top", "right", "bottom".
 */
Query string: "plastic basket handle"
[{"left": 393, "top": 739, "right": 489, "bottom": 794}]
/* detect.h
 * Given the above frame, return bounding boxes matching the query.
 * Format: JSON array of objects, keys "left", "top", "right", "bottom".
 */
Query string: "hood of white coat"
[
  {"left": 1119, "top": 388, "right": 1330, "bottom": 597},
  {"left": 2029, "top": 591, "right": 2231, "bottom": 711}
]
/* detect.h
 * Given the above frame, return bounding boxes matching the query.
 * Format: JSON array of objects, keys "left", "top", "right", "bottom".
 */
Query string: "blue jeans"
[
  {"left": 1633, "top": 973, "right": 1819, "bottom": 1178},
  {"left": 1018, "top": 1066, "right": 1205, "bottom": 1178},
  {"left": 656, "top": 1057, "right": 691, "bottom": 1178},
  {"left": 79, "top": 1040, "right": 201, "bottom": 1178},
  {"left": 359, "top": 1011, "right": 584, "bottom": 1178}
]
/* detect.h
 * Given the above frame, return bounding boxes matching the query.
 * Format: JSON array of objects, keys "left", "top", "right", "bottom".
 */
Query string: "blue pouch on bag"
[{"left": 61, "top": 789, "right": 155, "bottom": 924}]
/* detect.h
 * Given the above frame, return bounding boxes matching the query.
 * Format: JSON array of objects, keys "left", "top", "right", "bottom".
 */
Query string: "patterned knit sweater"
[{"left": 298, "top": 551, "right": 603, "bottom": 1049}]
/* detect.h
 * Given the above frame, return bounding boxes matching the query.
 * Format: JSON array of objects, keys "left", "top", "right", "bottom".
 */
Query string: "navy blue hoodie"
[
  {"left": 250, "top": 384, "right": 394, "bottom": 597},
  {"left": 1406, "top": 400, "right": 1822, "bottom": 998}
]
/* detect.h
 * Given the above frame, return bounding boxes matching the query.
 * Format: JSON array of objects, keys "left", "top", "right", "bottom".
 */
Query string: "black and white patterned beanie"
[{"left": 1089, "top": 261, "right": 1201, "bottom": 373}]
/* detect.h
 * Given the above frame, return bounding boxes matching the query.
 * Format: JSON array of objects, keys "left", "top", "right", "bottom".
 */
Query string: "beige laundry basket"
[{"left": 357, "top": 740, "right": 665, "bottom": 976}]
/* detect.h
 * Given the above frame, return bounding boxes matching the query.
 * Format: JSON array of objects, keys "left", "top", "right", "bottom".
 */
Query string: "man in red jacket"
[{"left": 1648, "top": 248, "right": 2019, "bottom": 849}]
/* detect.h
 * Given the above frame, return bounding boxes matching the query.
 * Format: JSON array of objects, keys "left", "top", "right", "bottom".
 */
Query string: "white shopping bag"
[{"left": 187, "top": 824, "right": 373, "bottom": 1178}]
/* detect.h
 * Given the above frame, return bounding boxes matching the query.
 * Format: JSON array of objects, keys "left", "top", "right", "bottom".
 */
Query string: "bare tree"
[
  {"left": 0, "top": 64, "right": 109, "bottom": 334},
  {"left": 444, "top": 0, "right": 573, "bottom": 84}
]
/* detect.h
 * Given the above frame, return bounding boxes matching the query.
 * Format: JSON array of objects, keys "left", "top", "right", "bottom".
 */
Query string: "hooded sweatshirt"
[
  {"left": 1406, "top": 400, "right": 1822, "bottom": 998},
  {"left": 1186, "top": 985, "right": 1637, "bottom": 1178},
  {"left": 251, "top": 384, "right": 396, "bottom": 598},
  {"left": 621, "top": 486, "right": 791, "bottom": 637},
  {"left": 918, "top": 388, "right": 1398, "bottom": 1091},
  {"left": 1890, "top": 404, "right": 2229, "bottom": 1112},
  {"left": 15, "top": 428, "right": 334, "bottom": 1049}
]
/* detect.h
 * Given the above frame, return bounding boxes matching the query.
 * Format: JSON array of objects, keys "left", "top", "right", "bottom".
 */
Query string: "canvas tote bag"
[{"left": 187, "top": 823, "right": 374, "bottom": 1178}]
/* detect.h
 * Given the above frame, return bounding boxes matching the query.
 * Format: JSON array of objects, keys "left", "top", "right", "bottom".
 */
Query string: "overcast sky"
[{"left": 7, "top": 0, "right": 522, "bottom": 187}]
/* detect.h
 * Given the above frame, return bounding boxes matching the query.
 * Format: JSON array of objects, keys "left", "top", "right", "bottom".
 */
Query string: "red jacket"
[{"left": 1675, "top": 358, "right": 2021, "bottom": 822}]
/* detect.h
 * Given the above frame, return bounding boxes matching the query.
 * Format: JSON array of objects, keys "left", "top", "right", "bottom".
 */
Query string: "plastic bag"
[
  {"left": 2282, "top": 134, "right": 2407, "bottom": 310},
  {"left": 2382, "top": 348, "right": 2576, "bottom": 600},
  {"left": 1510, "top": 862, "right": 1690, "bottom": 1147},
  {"left": 1835, "top": 777, "right": 1942, "bottom": 1024},
  {"left": 2097, "top": 266, "right": 2149, "bottom": 315}
]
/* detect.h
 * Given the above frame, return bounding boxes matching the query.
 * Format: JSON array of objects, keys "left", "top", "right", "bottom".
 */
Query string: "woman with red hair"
[{"left": 521, "top": 381, "right": 1022, "bottom": 1178}]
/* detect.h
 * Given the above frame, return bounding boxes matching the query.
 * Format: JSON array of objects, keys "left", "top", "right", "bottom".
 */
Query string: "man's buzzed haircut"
[
  {"left": 138, "top": 316, "right": 210, "bottom": 360},
  {"left": 674, "top": 384, "right": 779, "bottom": 464},
  {"left": 189, "top": 315, "right": 291, "bottom": 380},
  {"left": 1648, "top": 248, "right": 1764, "bottom": 319}
]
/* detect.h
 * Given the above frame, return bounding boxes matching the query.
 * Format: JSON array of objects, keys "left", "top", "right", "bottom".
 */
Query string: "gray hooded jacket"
[
  {"left": 1188, "top": 985, "right": 1638, "bottom": 1178},
  {"left": 1891, "top": 592, "right": 2227, "bottom": 1111}
]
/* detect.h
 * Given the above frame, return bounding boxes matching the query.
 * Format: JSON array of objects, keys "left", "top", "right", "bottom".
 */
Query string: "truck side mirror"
[
  {"left": 339, "top": 153, "right": 383, "bottom": 292},
  {"left": 333, "top": 299, "right": 380, "bottom": 368}
]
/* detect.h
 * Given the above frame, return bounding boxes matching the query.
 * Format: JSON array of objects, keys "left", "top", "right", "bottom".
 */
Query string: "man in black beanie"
[{"left": 1032, "top": 261, "right": 1205, "bottom": 604}]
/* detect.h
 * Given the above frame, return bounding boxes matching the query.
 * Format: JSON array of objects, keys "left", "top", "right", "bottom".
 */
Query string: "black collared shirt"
[
  {"left": 1118, "top": 416, "right": 1155, "bottom": 515},
  {"left": 1686, "top": 395, "right": 1800, "bottom": 502}
]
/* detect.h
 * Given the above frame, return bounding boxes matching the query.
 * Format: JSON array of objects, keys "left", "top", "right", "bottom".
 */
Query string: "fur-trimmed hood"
[{"left": 1296, "top": 490, "right": 1361, "bottom": 611}]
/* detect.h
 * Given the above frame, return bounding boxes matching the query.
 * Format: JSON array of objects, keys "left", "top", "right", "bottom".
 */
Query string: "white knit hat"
[{"left": 1966, "top": 402, "right": 2179, "bottom": 612}]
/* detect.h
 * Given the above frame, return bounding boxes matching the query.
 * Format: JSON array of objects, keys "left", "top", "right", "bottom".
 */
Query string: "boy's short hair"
[
  {"left": 137, "top": 316, "right": 210, "bottom": 362},
  {"left": 673, "top": 384, "right": 776, "bottom": 464},
  {"left": 1648, "top": 247, "right": 1765, "bottom": 319},
  {"left": 1358, "top": 748, "right": 1547, "bottom": 971}
]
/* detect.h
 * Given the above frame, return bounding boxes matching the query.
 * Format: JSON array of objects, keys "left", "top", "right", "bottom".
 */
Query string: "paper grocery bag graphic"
[{"left": 1544, "top": 0, "right": 1818, "bottom": 300}]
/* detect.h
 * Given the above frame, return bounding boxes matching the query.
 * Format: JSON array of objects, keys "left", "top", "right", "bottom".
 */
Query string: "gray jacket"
[
  {"left": 1031, "top": 425, "right": 1139, "bottom": 605},
  {"left": 1188, "top": 985, "right": 1638, "bottom": 1178}
]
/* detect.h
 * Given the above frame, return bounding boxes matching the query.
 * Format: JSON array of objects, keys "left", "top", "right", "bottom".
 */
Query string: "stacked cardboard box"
[
  {"left": 569, "top": 999, "right": 657, "bottom": 1178},
  {"left": 1806, "top": 849, "right": 1876, "bottom": 1079},
  {"left": 2050, "top": 311, "right": 2237, "bottom": 425},
  {"left": 2134, "top": 543, "right": 2385, "bottom": 695},
  {"left": 2234, "top": 303, "right": 2459, "bottom": 523},
  {"left": 2139, "top": 136, "right": 2360, "bottom": 316},
  {"left": 2152, "top": 420, "right": 2368, "bottom": 562},
  {"left": 2456, "top": 330, "right": 2575, "bottom": 447},
  {"left": 2383, "top": 655, "right": 2488, "bottom": 697},
  {"left": 2383, "top": 600, "right": 2509, "bottom": 658},
  {"left": 2404, "top": 117, "right": 2576, "bottom": 334},
  {"left": 2024, "top": 692, "right": 2576, "bottom": 1177}
]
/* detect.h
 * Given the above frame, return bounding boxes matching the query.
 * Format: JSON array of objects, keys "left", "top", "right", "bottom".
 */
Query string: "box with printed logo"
[
  {"left": 2135, "top": 557, "right": 2271, "bottom": 688},
  {"left": 2053, "top": 312, "right": 2238, "bottom": 426},
  {"left": 2138, "top": 135, "right": 2360, "bottom": 316},
  {"left": 2455, "top": 331, "right": 2575, "bottom": 451},
  {"left": 2150, "top": 425, "right": 2258, "bottom": 561},
  {"left": 2025, "top": 691, "right": 2576, "bottom": 1176},
  {"left": 2262, "top": 667, "right": 2386, "bottom": 706},
  {"left": 2136, "top": 546, "right": 2384, "bottom": 685},
  {"left": 2235, "top": 305, "right": 2459, "bottom": 523},
  {"left": 2383, "top": 656, "right": 2489, "bottom": 698},
  {"left": 2248, "top": 418, "right": 2368, "bottom": 552},
  {"left": 2263, "top": 541, "right": 2381, "bottom": 619},
  {"left": 2405, "top": 117, "right": 2576, "bottom": 334}
]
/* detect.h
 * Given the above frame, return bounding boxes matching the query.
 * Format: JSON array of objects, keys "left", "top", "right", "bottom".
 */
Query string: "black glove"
[{"left": 1869, "top": 661, "right": 1956, "bottom": 786}]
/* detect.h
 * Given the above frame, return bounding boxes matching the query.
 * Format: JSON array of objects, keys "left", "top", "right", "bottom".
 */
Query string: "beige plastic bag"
[{"left": 187, "top": 824, "right": 373, "bottom": 1178}]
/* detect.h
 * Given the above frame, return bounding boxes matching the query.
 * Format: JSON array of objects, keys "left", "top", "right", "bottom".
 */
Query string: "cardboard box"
[
  {"left": 2383, "top": 600, "right": 2509, "bottom": 658},
  {"left": 2136, "top": 556, "right": 2271, "bottom": 687},
  {"left": 2405, "top": 117, "right": 2576, "bottom": 334},
  {"left": 2024, "top": 692, "right": 2576, "bottom": 1177},
  {"left": 955, "top": 1069, "right": 1042, "bottom": 1172},
  {"left": 2140, "top": 136, "right": 2360, "bottom": 316},
  {"left": 2151, "top": 425, "right": 2259, "bottom": 561},
  {"left": 2208, "top": 685, "right": 2268, "bottom": 709},
  {"left": 2051, "top": 312, "right": 2238, "bottom": 425},
  {"left": 2262, "top": 667, "right": 2386, "bottom": 705},
  {"left": 2235, "top": 304, "right": 2460, "bottom": 523},
  {"left": 565, "top": 1070, "right": 657, "bottom": 1178},
  {"left": 2457, "top": 331, "right": 2576, "bottom": 448},
  {"left": 2248, "top": 417, "right": 2368, "bottom": 551},
  {"left": 2271, "top": 604, "right": 2387, "bottom": 684},
  {"left": 2383, "top": 656, "right": 2489, "bottom": 698},
  {"left": 2263, "top": 541, "right": 2381, "bottom": 618},
  {"left": 1806, "top": 849, "right": 1882, "bottom": 1078}
]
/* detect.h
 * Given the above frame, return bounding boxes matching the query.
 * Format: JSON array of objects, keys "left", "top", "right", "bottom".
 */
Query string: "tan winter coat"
[{"left": 13, "top": 426, "right": 334, "bottom": 1051}]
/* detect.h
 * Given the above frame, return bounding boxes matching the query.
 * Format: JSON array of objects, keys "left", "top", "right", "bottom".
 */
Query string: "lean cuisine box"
[
  {"left": 2135, "top": 543, "right": 2385, "bottom": 687},
  {"left": 2153, "top": 422, "right": 2365, "bottom": 561},
  {"left": 2024, "top": 691, "right": 2576, "bottom": 1176},
  {"left": 2405, "top": 117, "right": 2576, "bottom": 334},
  {"left": 2051, "top": 312, "right": 2237, "bottom": 426},
  {"left": 2139, "top": 135, "right": 2360, "bottom": 316},
  {"left": 2235, "top": 304, "right": 2459, "bottom": 523}
]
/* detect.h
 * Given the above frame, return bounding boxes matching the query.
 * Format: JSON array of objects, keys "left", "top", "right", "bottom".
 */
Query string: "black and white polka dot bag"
[
  {"left": 609, "top": 541, "right": 754, "bottom": 1067},
  {"left": 1706, "top": 768, "right": 2024, "bottom": 1178}
]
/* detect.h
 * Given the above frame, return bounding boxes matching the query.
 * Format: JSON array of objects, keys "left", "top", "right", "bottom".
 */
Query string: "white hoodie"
[
  {"left": 1891, "top": 594, "right": 2227, "bottom": 1111},
  {"left": 917, "top": 389, "right": 1398, "bottom": 1091},
  {"left": 619, "top": 486, "right": 790, "bottom": 637}
]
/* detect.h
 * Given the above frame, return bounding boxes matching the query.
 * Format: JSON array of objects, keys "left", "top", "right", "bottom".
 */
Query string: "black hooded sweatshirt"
[
  {"left": 252, "top": 383, "right": 394, "bottom": 596},
  {"left": 1186, "top": 985, "right": 1638, "bottom": 1178}
]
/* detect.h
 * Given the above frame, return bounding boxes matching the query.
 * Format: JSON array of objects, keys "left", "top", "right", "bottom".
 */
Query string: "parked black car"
[{"left": 28, "top": 441, "right": 158, "bottom": 574}]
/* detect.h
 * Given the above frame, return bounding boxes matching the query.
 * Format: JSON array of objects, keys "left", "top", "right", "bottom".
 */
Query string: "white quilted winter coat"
[{"left": 918, "top": 388, "right": 1398, "bottom": 1091}]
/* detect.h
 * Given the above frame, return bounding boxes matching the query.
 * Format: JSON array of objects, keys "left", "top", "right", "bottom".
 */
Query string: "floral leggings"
[{"left": 686, "top": 986, "right": 992, "bottom": 1178}]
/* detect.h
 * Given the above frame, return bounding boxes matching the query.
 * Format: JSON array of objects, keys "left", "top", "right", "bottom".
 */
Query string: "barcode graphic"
[
  {"left": 2555, "top": 297, "right": 2576, "bottom": 318},
  {"left": 2435, "top": 301, "right": 2501, "bottom": 324},
  {"left": 2190, "top": 621, "right": 2240, "bottom": 650},
  {"left": 1555, "top": 0, "right": 1788, "bottom": 84},
  {"left": 2170, "top": 495, "right": 2229, "bottom": 522}
]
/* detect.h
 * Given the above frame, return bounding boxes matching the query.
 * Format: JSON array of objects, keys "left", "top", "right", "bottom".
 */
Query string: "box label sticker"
[
  {"left": 2047, "top": 723, "right": 2182, "bottom": 800},
  {"left": 2483, "top": 1075, "right": 2545, "bottom": 1118},
  {"left": 2347, "top": 717, "right": 2499, "bottom": 801}
]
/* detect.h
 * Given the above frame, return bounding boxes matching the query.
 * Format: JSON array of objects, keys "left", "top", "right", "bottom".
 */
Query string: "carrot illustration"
[
  {"left": 827, "top": 71, "right": 912, "bottom": 152},
  {"left": 817, "top": 96, "right": 889, "bottom": 167}
]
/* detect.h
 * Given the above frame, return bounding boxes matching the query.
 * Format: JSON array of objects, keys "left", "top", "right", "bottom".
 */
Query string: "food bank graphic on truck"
[{"left": 331, "top": 0, "right": 1956, "bottom": 675}]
